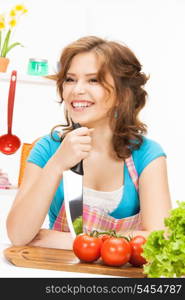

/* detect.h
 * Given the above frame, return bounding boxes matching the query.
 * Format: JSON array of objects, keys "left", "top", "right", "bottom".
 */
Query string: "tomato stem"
[
  {"left": 89, "top": 229, "right": 131, "bottom": 241},
  {"left": 89, "top": 230, "right": 99, "bottom": 237}
]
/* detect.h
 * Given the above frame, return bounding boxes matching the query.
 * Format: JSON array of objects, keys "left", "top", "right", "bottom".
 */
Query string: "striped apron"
[{"left": 53, "top": 155, "right": 142, "bottom": 234}]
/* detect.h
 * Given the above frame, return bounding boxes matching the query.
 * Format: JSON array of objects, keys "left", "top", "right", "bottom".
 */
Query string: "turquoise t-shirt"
[{"left": 27, "top": 131, "right": 166, "bottom": 229}]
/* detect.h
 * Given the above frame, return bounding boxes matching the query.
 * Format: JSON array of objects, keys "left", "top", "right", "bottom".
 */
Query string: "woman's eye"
[
  {"left": 89, "top": 78, "right": 98, "bottom": 83},
  {"left": 65, "top": 77, "right": 75, "bottom": 83}
]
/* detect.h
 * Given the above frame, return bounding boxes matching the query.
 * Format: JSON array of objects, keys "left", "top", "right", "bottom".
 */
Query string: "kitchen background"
[{"left": 0, "top": 0, "right": 185, "bottom": 208}]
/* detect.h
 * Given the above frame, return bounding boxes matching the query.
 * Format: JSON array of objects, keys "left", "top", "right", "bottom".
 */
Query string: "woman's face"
[{"left": 62, "top": 51, "right": 116, "bottom": 127}]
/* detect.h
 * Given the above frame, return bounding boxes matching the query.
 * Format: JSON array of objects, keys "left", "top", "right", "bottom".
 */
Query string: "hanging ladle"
[{"left": 0, "top": 70, "right": 21, "bottom": 155}]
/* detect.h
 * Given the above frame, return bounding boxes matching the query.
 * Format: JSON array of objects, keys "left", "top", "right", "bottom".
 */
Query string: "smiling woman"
[
  {"left": 6, "top": 36, "right": 172, "bottom": 249},
  {"left": 61, "top": 52, "right": 115, "bottom": 129}
]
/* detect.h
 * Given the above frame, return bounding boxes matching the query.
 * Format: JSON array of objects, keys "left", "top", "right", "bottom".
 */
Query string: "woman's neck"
[{"left": 88, "top": 124, "right": 114, "bottom": 155}]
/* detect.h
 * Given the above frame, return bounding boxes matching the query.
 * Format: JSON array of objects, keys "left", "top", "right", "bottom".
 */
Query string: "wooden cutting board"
[{"left": 4, "top": 246, "right": 146, "bottom": 278}]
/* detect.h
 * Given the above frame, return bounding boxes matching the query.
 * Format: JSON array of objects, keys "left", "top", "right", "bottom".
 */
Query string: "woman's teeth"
[{"left": 72, "top": 102, "right": 94, "bottom": 108}]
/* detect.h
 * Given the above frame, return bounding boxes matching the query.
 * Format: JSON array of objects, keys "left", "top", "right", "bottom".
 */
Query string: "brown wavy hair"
[{"left": 51, "top": 36, "right": 149, "bottom": 160}]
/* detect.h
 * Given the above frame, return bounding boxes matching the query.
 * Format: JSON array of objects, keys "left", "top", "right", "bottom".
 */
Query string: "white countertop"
[{"left": 0, "top": 189, "right": 117, "bottom": 278}]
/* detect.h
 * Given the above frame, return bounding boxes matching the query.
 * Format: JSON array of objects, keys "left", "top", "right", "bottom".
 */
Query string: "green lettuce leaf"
[
  {"left": 72, "top": 216, "right": 83, "bottom": 235},
  {"left": 142, "top": 201, "right": 185, "bottom": 278}
]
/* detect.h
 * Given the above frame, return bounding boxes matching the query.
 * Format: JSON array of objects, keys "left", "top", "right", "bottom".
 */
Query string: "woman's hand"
[
  {"left": 27, "top": 229, "right": 73, "bottom": 250},
  {"left": 53, "top": 127, "right": 94, "bottom": 172}
]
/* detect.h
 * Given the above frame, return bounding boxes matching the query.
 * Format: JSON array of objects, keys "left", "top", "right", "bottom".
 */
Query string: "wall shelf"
[{"left": 0, "top": 73, "right": 56, "bottom": 86}]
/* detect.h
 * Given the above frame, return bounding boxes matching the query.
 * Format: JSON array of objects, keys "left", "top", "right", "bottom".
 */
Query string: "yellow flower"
[
  {"left": 0, "top": 15, "right": 5, "bottom": 29},
  {"left": 10, "top": 9, "right": 17, "bottom": 17},
  {"left": 22, "top": 9, "right": 28, "bottom": 14},
  {"left": 0, "top": 21, "right": 5, "bottom": 30},
  {"left": 0, "top": 5, "right": 28, "bottom": 57},
  {"left": 15, "top": 4, "right": 26, "bottom": 11},
  {"left": 9, "top": 18, "right": 17, "bottom": 28}
]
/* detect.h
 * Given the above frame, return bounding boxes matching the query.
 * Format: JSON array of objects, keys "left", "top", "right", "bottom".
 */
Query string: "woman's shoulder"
[
  {"left": 36, "top": 131, "right": 61, "bottom": 149},
  {"left": 132, "top": 135, "right": 166, "bottom": 176},
  {"left": 27, "top": 131, "right": 61, "bottom": 168},
  {"left": 136, "top": 135, "right": 165, "bottom": 154}
]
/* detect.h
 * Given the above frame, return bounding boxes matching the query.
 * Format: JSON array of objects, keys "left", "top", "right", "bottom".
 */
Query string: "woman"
[{"left": 6, "top": 36, "right": 172, "bottom": 249}]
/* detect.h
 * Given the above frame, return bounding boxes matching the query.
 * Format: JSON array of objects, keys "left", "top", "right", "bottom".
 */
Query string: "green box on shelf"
[{"left": 27, "top": 58, "right": 48, "bottom": 76}]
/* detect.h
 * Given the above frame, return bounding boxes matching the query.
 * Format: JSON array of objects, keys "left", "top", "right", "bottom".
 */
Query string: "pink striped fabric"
[
  {"left": 0, "top": 169, "right": 12, "bottom": 189},
  {"left": 125, "top": 156, "right": 139, "bottom": 190},
  {"left": 82, "top": 205, "right": 142, "bottom": 234},
  {"left": 52, "top": 155, "right": 142, "bottom": 233},
  {"left": 52, "top": 204, "right": 69, "bottom": 232}
]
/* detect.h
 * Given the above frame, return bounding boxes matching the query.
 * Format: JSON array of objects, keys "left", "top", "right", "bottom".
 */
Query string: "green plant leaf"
[
  {"left": 5, "top": 42, "right": 23, "bottom": 56},
  {"left": 72, "top": 216, "right": 83, "bottom": 235},
  {"left": 1, "top": 29, "right": 11, "bottom": 57},
  {"left": 142, "top": 201, "right": 185, "bottom": 278}
]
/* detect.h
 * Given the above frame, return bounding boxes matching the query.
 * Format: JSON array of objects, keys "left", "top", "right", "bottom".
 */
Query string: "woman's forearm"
[
  {"left": 26, "top": 229, "right": 153, "bottom": 251},
  {"left": 7, "top": 158, "right": 64, "bottom": 246},
  {"left": 123, "top": 230, "right": 153, "bottom": 239},
  {"left": 27, "top": 229, "right": 73, "bottom": 250},
  {"left": 124, "top": 228, "right": 168, "bottom": 239}
]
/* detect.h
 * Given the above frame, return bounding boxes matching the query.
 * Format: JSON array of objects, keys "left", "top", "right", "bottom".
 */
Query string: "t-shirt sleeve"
[
  {"left": 133, "top": 137, "right": 167, "bottom": 176},
  {"left": 27, "top": 136, "right": 51, "bottom": 168}
]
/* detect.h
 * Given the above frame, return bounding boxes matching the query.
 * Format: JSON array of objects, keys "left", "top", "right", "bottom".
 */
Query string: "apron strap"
[{"left": 125, "top": 155, "right": 139, "bottom": 192}]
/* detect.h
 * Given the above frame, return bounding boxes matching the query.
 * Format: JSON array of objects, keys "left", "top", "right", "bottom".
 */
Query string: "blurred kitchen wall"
[{"left": 0, "top": 0, "right": 185, "bottom": 207}]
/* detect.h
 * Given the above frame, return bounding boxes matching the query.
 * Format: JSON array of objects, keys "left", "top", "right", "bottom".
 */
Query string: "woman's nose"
[{"left": 72, "top": 80, "right": 86, "bottom": 94}]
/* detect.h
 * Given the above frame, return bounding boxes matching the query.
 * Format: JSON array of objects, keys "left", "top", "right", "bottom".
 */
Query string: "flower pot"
[{"left": 0, "top": 57, "right": 10, "bottom": 72}]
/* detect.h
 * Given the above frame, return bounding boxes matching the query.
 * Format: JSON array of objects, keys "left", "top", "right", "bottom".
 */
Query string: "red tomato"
[
  {"left": 99, "top": 234, "right": 111, "bottom": 243},
  {"left": 100, "top": 237, "right": 131, "bottom": 267},
  {"left": 129, "top": 236, "right": 147, "bottom": 267},
  {"left": 73, "top": 233, "right": 102, "bottom": 262}
]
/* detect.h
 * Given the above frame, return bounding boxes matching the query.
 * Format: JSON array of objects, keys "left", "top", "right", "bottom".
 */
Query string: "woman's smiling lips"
[{"left": 70, "top": 100, "right": 94, "bottom": 112}]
